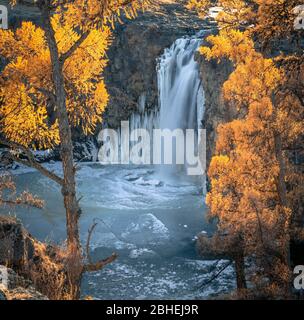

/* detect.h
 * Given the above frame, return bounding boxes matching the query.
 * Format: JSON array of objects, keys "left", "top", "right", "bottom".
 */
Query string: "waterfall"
[
  {"left": 157, "top": 37, "right": 204, "bottom": 132},
  {"left": 129, "top": 34, "right": 205, "bottom": 172}
]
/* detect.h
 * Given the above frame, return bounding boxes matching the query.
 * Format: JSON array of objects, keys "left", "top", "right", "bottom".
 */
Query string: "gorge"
[{"left": 0, "top": 0, "right": 236, "bottom": 299}]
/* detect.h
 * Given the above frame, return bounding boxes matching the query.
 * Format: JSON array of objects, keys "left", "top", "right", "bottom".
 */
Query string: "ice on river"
[{"left": 1, "top": 162, "right": 236, "bottom": 299}]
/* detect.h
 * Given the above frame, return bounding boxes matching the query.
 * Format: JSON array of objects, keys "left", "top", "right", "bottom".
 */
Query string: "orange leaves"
[
  {"left": 186, "top": 0, "right": 211, "bottom": 17},
  {"left": 201, "top": 28, "right": 284, "bottom": 118},
  {"left": 66, "top": 80, "right": 109, "bottom": 135},
  {"left": 0, "top": 29, "right": 17, "bottom": 58},
  {"left": 0, "top": 21, "right": 55, "bottom": 149},
  {"left": 0, "top": 22, "right": 47, "bottom": 60},
  {"left": 215, "top": 120, "right": 242, "bottom": 154},
  {"left": 0, "top": 8, "right": 113, "bottom": 148},
  {"left": 52, "top": 14, "right": 80, "bottom": 55},
  {"left": 200, "top": 29, "right": 255, "bottom": 64},
  {"left": 0, "top": 1, "right": 151, "bottom": 152},
  {"left": 58, "top": 0, "right": 150, "bottom": 31},
  {"left": 0, "top": 83, "right": 60, "bottom": 149},
  {"left": 61, "top": 25, "right": 111, "bottom": 134},
  {"left": 223, "top": 57, "right": 283, "bottom": 110},
  {"left": 253, "top": 0, "right": 300, "bottom": 46},
  {"left": 192, "top": 0, "right": 302, "bottom": 295},
  {"left": 0, "top": 173, "right": 44, "bottom": 208},
  {"left": 248, "top": 98, "right": 273, "bottom": 121},
  {"left": 187, "top": 0, "right": 254, "bottom": 29},
  {"left": 63, "top": 27, "right": 111, "bottom": 85}
]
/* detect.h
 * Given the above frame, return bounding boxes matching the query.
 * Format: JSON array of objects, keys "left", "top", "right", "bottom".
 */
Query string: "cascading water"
[
  {"left": 129, "top": 34, "right": 205, "bottom": 174},
  {"left": 157, "top": 37, "right": 204, "bottom": 132}
]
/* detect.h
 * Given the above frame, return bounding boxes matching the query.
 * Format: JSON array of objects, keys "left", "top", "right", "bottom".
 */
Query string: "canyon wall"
[{"left": 196, "top": 49, "right": 233, "bottom": 165}]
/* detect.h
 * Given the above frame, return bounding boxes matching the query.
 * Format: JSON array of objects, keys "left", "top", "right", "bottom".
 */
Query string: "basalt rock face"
[
  {"left": 0, "top": 216, "right": 55, "bottom": 300},
  {"left": 196, "top": 46, "right": 234, "bottom": 166},
  {"left": 0, "top": 216, "right": 48, "bottom": 300},
  {"left": 0, "top": 0, "right": 41, "bottom": 27}
]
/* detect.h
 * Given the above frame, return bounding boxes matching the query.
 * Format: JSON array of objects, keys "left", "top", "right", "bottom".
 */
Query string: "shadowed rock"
[{"left": 0, "top": 216, "right": 35, "bottom": 269}]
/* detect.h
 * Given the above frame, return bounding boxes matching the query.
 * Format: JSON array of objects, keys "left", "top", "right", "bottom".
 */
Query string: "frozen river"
[{"left": 1, "top": 162, "right": 235, "bottom": 299}]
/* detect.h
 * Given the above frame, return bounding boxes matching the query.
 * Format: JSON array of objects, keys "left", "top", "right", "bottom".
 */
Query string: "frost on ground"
[{"left": 82, "top": 259, "right": 236, "bottom": 300}]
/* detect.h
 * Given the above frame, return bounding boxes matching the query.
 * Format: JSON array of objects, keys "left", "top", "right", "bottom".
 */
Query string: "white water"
[
  {"left": 1, "top": 34, "right": 235, "bottom": 299},
  {"left": 158, "top": 37, "right": 204, "bottom": 131},
  {"left": 130, "top": 36, "right": 205, "bottom": 161}
]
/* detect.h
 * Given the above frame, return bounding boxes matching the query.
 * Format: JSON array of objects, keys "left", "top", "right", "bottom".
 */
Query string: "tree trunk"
[
  {"left": 234, "top": 253, "right": 247, "bottom": 294},
  {"left": 274, "top": 131, "right": 292, "bottom": 296},
  {"left": 40, "top": 2, "right": 82, "bottom": 299},
  {"left": 271, "top": 91, "right": 292, "bottom": 296}
]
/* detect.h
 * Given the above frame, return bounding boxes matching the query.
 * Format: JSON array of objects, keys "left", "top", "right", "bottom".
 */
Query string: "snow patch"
[
  {"left": 129, "top": 248, "right": 157, "bottom": 259},
  {"left": 122, "top": 213, "right": 169, "bottom": 245}
]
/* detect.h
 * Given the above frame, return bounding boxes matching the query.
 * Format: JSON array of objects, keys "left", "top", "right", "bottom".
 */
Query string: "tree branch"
[
  {"left": 83, "top": 253, "right": 118, "bottom": 272},
  {"left": 84, "top": 220, "right": 118, "bottom": 272},
  {"left": 198, "top": 260, "right": 233, "bottom": 289},
  {"left": 0, "top": 138, "right": 64, "bottom": 186},
  {"left": 86, "top": 222, "right": 98, "bottom": 265},
  {"left": 59, "top": 31, "right": 90, "bottom": 64}
]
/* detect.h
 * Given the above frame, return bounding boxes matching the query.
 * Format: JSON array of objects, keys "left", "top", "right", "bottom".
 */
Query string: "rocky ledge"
[
  {"left": 0, "top": 266, "right": 48, "bottom": 300},
  {"left": 0, "top": 216, "right": 48, "bottom": 300}
]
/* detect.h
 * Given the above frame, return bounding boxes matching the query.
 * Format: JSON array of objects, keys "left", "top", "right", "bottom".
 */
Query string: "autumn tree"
[
  {"left": 0, "top": 0, "right": 150, "bottom": 299},
  {"left": 189, "top": 0, "right": 304, "bottom": 297}
]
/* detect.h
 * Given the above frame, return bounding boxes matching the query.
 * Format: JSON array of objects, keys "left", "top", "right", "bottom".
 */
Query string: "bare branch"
[
  {"left": 0, "top": 138, "right": 64, "bottom": 186},
  {"left": 86, "top": 222, "right": 98, "bottom": 265},
  {"left": 83, "top": 220, "right": 118, "bottom": 272},
  {"left": 83, "top": 253, "right": 118, "bottom": 272},
  {"left": 198, "top": 261, "right": 233, "bottom": 289}
]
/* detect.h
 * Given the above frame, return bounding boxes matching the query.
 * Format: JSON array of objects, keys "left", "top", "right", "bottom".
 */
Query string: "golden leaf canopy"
[{"left": 0, "top": 0, "right": 150, "bottom": 149}]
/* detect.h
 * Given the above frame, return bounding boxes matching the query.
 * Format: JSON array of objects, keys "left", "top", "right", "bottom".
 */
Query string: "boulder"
[
  {"left": 0, "top": 216, "right": 35, "bottom": 269},
  {"left": 0, "top": 266, "right": 48, "bottom": 300}
]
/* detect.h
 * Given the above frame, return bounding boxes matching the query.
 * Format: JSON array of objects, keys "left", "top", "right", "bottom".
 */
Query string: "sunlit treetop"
[
  {"left": 0, "top": 0, "right": 150, "bottom": 149},
  {"left": 54, "top": 0, "right": 151, "bottom": 30},
  {"left": 0, "top": 20, "right": 111, "bottom": 149},
  {"left": 187, "top": 0, "right": 254, "bottom": 29},
  {"left": 199, "top": 29, "right": 256, "bottom": 64},
  {"left": 187, "top": 0, "right": 303, "bottom": 46}
]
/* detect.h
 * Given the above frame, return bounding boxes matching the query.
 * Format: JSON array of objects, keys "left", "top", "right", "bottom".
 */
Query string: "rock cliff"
[
  {"left": 0, "top": 265, "right": 48, "bottom": 300},
  {"left": 0, "top": 216, "right": 48, "bottom": 300},
  {"left": 0, "top": 216, "right": 35, "bottom": 269},
  {"left": 196, "top": 48, "right": 233, "bottom": 165}
]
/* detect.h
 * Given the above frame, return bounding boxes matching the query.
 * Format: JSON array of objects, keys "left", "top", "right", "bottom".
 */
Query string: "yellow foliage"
[
  {"left": 1, "top": 0, "right": 149, "bottom": 150},
  {"left": 186, "top": 0, "right": 211, "bottom": 16},
  {"left": 223, "top": 56, "right": 283, "bottom": 109},
  {"left": 200, "top": 29, "right": 255, "bottom": 64},
  {"left": 190, "top": 0, "right": 303, "bottom": 296},
  {"left": 187, "top": 0, "right": 254, "bottom": 28}
]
